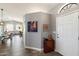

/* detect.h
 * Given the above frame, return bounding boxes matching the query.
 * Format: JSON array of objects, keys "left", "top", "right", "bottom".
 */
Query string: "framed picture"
[
  {"left": 43, "top": 24, "right": 48, "bottom": 32},
  {"left": 28, "top": 21, "right": 38, "bottom": 32}
]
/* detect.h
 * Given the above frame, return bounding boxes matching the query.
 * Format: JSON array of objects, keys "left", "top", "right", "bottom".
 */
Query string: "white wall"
[
  {"left": 50, "top": 15, "right": 56, "bottom": 40},
  {"left": 40, "top": 13, "right": 51, "bottom": 49},
  {"left": 24, "top": 13, "right": 42, "bottom": 49},
  {"left": 24, "top": 12, "right": 53, "bottom": 50}
]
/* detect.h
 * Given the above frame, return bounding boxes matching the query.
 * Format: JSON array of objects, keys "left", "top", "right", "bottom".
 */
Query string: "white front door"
[
  {"left": 78, "top": 16, "right": 79, "bottom": 56},
  {"left": 56, "top": 13, "right": 78, "bottom": 56}
]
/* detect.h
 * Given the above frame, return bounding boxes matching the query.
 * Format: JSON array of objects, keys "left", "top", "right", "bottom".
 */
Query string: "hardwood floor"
[{"left": 0, "top": 35, "right": 62, "bottom": 56}]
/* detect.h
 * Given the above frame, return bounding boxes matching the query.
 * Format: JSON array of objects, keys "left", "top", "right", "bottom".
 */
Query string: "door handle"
[
  {"left": 57, "top": 36, "right": 59, "bottom": 38},
  {"left": 57, "top": 34, "right": 59, "bottom": 38},
  {"left": 57, "top": 34, "right": 59, "bottom": 35}
]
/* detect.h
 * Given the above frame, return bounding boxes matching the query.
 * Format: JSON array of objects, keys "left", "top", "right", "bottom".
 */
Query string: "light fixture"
[{"left": 0, "top": 8, "right": 4, "bottom": 25}]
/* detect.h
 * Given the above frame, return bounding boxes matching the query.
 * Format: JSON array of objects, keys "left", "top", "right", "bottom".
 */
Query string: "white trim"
[
  {"left": 55, "top": 49, "right": 64, "bottom": 56},
  {"left": 25, "top": 46, "right": 43, "bottom": 52},
  {"left": 58, "top": 3, "right": 69, "bottom": 14},
  {"left": 23, "top": 17, "right": 26, "bottom": 48},
  {"left": 57, "top": 9, "right": 79, "bottom": 17},
  {"left": 58, "top": 3, "right": 78, "bottom": 14}
]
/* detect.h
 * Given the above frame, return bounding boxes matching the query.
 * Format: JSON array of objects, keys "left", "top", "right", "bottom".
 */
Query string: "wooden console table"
[{"left": 43, "top": 38, "right": 55, "bottom": 53}]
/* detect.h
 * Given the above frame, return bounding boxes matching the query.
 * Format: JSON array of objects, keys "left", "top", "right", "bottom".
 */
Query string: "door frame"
[{"left": 56, "top": 12, "right": 79, "bottom": 56}]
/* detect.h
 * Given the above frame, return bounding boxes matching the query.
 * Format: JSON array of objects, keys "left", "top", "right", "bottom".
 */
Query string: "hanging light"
[{"left": 0, "top": 8, "right": 4, "bottom": 25}]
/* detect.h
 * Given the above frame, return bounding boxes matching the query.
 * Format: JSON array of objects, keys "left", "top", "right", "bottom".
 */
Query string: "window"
[{"left": 6, "top": 24, "right": 14, "bottom": 32}]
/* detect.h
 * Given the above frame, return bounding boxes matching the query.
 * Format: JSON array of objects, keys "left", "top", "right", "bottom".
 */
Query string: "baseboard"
[
  {"left": 55, "top": 49, "right": 63, "bottom": 56},
  {"left": 25, "top": 46, "right": 43, "bottom": 52}
]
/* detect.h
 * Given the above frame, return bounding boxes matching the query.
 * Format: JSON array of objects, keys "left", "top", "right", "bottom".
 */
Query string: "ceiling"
[{"left": 0, "top": 3, "right": 64, "bottom": 22}]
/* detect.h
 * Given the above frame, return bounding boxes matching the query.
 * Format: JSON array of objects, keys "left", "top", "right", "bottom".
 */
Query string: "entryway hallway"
[{"left": 0, "top": 35, "right": 62, "bottom": 56}]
